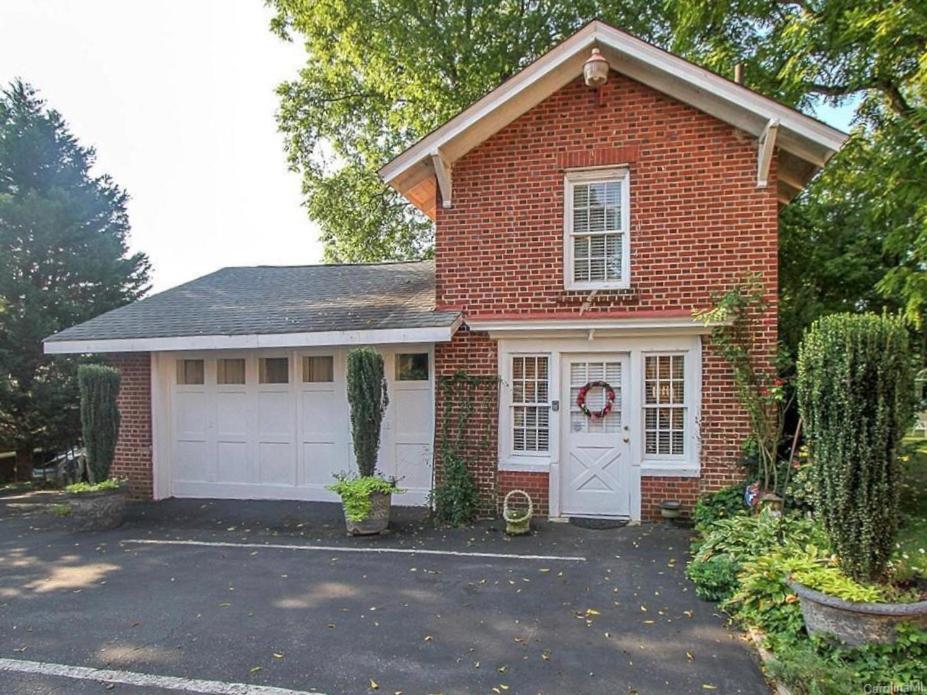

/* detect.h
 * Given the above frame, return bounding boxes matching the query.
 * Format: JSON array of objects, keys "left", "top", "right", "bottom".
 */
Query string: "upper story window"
[{"left": 564, "top": 168, "right": 630, "bottom": 290}]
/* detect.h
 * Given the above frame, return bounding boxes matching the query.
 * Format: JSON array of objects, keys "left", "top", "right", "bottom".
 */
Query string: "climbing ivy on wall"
[{"left": 433, "top": 371, "right": 499, "bottom": 526}]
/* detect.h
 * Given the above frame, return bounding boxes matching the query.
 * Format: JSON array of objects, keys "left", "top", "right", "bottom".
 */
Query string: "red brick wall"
[
  {"left": 107, "top": 353, "right": 153, "bottom": 499},
  {"left": 433, "top": 71, "right": 778, "bottom": 519}
]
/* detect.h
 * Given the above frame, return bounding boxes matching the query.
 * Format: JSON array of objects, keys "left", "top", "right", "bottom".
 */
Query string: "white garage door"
[{"left": 163, "top": 346, "right": 434, "bottom": 505}]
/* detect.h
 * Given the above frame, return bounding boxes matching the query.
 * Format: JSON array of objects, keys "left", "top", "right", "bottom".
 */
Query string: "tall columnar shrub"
[
  {"left": 796, "top": 313, "right": 914, "bottom": 581},
  {"left": 346, "top": 347, "right": 388, "bottom": 477},
  {"left": 77, "top": 364, "right": 121, "bottom": 483}
]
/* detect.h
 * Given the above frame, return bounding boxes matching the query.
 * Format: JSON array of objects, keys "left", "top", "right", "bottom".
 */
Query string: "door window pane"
[
  {"left": 259, "top": 357, "right": 289, "bottom": 384},
  {"left": 303, "top": 355, "right": 334, "bottom": 383},
  {"left": 176, "top": 359, "right": 204, "bottom": 385},
  {"left": 396, "top": 353, "right": 429, "bottom": 381},
  {"left": 217, "top": 358, "right": 246, "bottom": 385}
]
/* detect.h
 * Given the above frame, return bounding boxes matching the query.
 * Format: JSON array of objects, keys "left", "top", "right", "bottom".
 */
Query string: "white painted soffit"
[
  {"left": 43, "top": 320, "right": 462, "bottom": 355},
  {"left": 379, "top": 20, "right": 847, "bottom": 216}
]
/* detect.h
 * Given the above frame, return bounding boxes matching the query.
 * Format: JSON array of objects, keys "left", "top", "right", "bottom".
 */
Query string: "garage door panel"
[
  {"left": 258, "top": 442, "right": 296, "bottom": 486},
  {"left": 174, "top": 440, "right": 210, "bottom": 483},
  {"left": 302, "top": 442, "right": 345, "bottom": 487},
  {"left": 391, "top": 390, "right": 431, "bottom": 439},
  {"left": 217, "top": 441, "right": 251, "bottom": 483},
  {"left": 258, "top": 391, "right": 293, "bottom": 439},
  {"left": 175, "top": 392, "right": 208, "bottom": 439},
  {"left": 395, "top": 443, "right": 432, "bottom": 490},
  {"left": 216, "top": 392, "right": 249, "bottom": 439},
  {"left": 300, "top": 391, "right": 341, "bottom": 434}
]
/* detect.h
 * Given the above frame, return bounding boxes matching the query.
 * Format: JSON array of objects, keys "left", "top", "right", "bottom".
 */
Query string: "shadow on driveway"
[{"left": 0, "top": 498, "right": 770, "bottom": 694}]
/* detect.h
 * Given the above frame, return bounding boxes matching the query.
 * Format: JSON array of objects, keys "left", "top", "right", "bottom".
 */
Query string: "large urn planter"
[
  {"left": 789, "top": 580, "right": 927, "bottom": 646},
  {"left": 65, "top": 483, "right": 129, "bottom": 531},
  {"left": 344, "top": 491, "right": 391, "bottom": 536}
]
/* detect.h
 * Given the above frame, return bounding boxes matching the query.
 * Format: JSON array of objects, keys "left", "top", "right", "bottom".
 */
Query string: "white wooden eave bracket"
[
  {"left": 757, "top": 118, "right": 780, "bottom": 188},
  {"left": 430, "top": 150, "right": 453, "bottom": 209}
]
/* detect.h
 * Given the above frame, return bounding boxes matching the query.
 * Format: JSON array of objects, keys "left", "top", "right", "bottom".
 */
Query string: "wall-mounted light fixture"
[{"left": 583, "top": 47, "right": 609, "bottom": 106}]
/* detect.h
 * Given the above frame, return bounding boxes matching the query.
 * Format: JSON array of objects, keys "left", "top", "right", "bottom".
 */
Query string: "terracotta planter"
[
  {"left": 344, "top": 491, "right": 391, "bottom": 536},
  {"left": 790, "top": 580, "right": 927, "bottom": 645},
  {"left": 66, "top": 484, "right": 129, "bottom": 531}
]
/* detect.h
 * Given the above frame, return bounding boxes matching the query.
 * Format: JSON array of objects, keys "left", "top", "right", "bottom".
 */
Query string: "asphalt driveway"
[{"left": 0, "top": 498, "right": 769, "bottom": 694}]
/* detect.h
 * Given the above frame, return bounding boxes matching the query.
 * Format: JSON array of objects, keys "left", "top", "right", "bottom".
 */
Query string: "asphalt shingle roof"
[{"left": 45, "top": 260, "right": 458, "bottom": 343}]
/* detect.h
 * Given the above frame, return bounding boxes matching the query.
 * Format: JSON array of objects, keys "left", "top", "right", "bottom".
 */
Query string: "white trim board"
[
  {"left": 44, "top": 320, "right": 461, "bottom": 355},
  {"left": 467, "top": 315, "right": 720, "bottom": 338},
  {"left": 380, "top": 20, "right": 847, "bottom": 216}
]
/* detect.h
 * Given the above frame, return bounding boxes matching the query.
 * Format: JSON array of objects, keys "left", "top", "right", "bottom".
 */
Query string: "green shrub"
[
  {"left": 766, "top": 641, "right": 858, "bottom": 695},
  {"left": 345, "top": 348, "right": 388, "bottom": 477},
  {"left": 686, "top": 555, "right": 740, "bottom": 601},
  {"left": 77, "top": 364, "right": 121, "bottom": 483},
  {"left": 327, "top": 475, "right": 400, "bottom": 522},
  {"left": 693, "top": 484, "right": 746, "bottom": 531},
  {"left": 432, "top": 451, "right": 479, "bottom": 526},
  {"left": 65, "top": 479, "right": 122, "bottom": 494},
  {"left": 797, "top": 312, "right": 915, "bottom": 581},
  {"left": 784, "top": 460, "right": 816, "bottom": 513},
  {"left": 692, "top": 509, "right": 826, "bottom": 568},
  {"left": 688, "top": 510, "right": 826, "bottom": 607}
]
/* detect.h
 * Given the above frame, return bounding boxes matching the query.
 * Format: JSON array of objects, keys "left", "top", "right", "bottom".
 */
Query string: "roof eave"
[{"left": 380, "top": 20, "right": 847, "bottom": 215}]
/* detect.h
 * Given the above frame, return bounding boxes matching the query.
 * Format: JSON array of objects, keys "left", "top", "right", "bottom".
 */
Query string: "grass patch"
[{"left": 897, "top": 437, "right": 927, "bottom": 576}]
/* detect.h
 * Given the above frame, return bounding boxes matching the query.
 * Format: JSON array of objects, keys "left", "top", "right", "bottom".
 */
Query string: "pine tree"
[{"left": 0, "top": 80, "right": 150, "bottom": 480}]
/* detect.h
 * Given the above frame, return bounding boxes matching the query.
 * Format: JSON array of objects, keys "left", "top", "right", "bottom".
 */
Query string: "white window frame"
[
  {"left": 563, "top": 167, "right": 631, "bottom": 291},
  {"left": 640, "top": 350, "right": 698, "bottom": 473},
  {"left": 500, "top": 352, "right": 553, "bottom": 471}
]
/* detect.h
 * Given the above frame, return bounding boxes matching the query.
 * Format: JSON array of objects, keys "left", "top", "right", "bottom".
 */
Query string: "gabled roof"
[
  {"left": 44, "top": 260, "right": 461, "bottom": 353},
  {"left": 379, "top": 20, "right": 847, "bottom": 217}
]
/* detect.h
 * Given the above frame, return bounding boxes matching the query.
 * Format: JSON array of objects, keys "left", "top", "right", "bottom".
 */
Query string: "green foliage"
[
  {"left": 65, "top": 478, "right": 121, "bottom": 494},
  {"left": 686, "top": 555, "right": 740, "bottom": 601},
  {"left": 766, "top": 640, "right": 858, "bottom": 695},
  {"left": 670, "top": 0, "right": 927, "bottom": 326},
  {"left": 688, "top": 509, "right": 825, "bottom": 606},
  {"left": 345, "top": 348, "right": 388, "bottom": 477},
  {"left": 692, "top": 484, "right": 746, "bottom": 531},
  {"left": 783, "top": 460, "right": 816, "bottom": 513},
  {"left": 432, "top": 372, "right": 497, "bottom": 526},
  {"left": 432, "top": 451, "right": 478, "bottom": 526},
  {"left": 49, "top": 503, "right": 71, "bottom": 517},
  {"left": 0, "top": 80, "right": 150, "bottom": 478},
  {"left": 694, "top": 278, "right": 789, "bottom": 495},
  {"left": 269, "top": 1, "right": 673, "bottom": 261},
  {"left": 77, "top": 365, "right": 121, "bottom": 484},
  {"left": 327, "top": 475, "right": 401, "bottom": 522},
  {"left": 797, "top": 313, "right": 915, "bottom": 580}
]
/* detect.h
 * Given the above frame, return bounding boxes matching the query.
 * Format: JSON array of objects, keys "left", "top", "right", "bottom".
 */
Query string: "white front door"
[{"left": 560, "top": 354, "right": 631, "bottom": 517}]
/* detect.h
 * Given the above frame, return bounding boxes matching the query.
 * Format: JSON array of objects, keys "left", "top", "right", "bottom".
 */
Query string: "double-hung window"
[
  {"left": 643, "top": 354, "right": 687, "bottom": 458},
  {"left": 564, "top": 168, "right": 630, "bottom": 290},
  {"left": 510, "top": 355, "right": 550, "bottom": 455}
]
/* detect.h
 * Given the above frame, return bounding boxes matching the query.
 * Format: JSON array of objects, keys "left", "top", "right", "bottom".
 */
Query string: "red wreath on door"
[{"left": 576, "top": 380, "right": 616, "bottom": 419}]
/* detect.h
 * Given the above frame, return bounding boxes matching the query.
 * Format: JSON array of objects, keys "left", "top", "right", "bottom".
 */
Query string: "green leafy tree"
[
  {"left": 269, "top": 0, "right": 672, "bottom": 262},
  {"left": 0, "top": 80, "right": 150, "bottom": 479},
  {"left": 345, "top": 347, "right": 389, "bottom": 477},
  {"left": 669, "top": 0, "right": 927, "bottom": 331},
  {"left": 77, "top": 365, "right": 120, "bottom": 483},
  {"left": 796, "top": 313, "right": 914, "bottom": 581}
]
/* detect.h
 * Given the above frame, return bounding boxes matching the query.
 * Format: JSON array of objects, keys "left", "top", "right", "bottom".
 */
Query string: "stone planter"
[
  {"left": 790, "top": 580, "right": 927, "bottom": 645},
  {"left": 344, "top": 491, "right": 391, "bottom": 536},
  {"left": 66, "top": 484, "right": 129, "bottom": 531}
]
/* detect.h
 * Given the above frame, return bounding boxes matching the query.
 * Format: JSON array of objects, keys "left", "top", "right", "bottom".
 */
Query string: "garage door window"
[
  {"left": 259, "top": 357, "right": 289, "bottom": 384},
  {"left": 176, "top": 359, "right": 204, "bottom": 385},
  {"left": 396, "top": 353, "right": 429, "bottom": 381},
  {"left": 217, "top": 358, "right": 246, "bottom": 385},
  {"left": 303, "top": 355, "right": 334, "bottom": 382}
]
